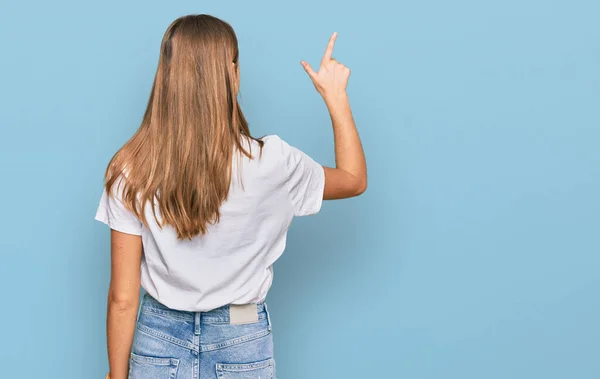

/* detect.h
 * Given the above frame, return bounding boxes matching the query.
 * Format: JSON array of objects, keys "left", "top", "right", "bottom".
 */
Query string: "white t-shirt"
[{"left": 94, "top": 135, "right": 325, "bottom": 312}]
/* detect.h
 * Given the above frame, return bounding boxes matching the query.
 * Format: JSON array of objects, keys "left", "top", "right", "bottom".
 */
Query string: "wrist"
[
  {"left": 323, "top": 91, "right": 348, "bottom": 104},
  {"left": 323, "top": 93, "right": 349, "bottom": 111}
]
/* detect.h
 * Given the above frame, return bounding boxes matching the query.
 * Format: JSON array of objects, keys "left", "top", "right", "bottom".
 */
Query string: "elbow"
[
  {"left": 108, "top": 291, "right": 138, "bottom": 312},
  {"left": 354, "top": 178, "right": 368, "bottom": 196}
]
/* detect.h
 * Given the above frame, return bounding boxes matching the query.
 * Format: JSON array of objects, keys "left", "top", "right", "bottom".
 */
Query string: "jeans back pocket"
[
  {"left": 128, "top": 352, "right": 179, "bottom": 379},
  {"left": 216, "top": 357, "right": 274, "bottom": 379}
]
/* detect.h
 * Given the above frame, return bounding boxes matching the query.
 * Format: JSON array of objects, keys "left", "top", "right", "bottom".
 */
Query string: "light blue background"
[{"left": 1, "top": 0, "right": 598, "bottom": 378}]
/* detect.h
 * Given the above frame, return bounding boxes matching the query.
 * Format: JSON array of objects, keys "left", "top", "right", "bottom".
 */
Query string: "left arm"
[{"left": 106, "top": 229, "right": 142, "bottom": 379}]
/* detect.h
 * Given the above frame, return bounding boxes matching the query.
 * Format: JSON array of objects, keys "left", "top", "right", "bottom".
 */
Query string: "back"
[{"left": 95, "top": 135, "right": 325, "bottom": 311}]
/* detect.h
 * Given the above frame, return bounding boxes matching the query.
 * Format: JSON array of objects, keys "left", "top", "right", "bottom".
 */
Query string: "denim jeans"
[{"left": 128, "top": 292, "right": 276, "bottom": 379}]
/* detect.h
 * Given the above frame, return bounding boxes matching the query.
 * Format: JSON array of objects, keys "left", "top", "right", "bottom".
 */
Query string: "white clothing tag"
[{"left": 229, "top": 303, "right": 258, "bottom": 325}]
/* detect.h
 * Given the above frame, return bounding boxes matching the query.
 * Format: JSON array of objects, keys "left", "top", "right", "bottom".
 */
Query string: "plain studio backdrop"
[{"left": 0, "top": 1, "right": 598, "bottom": 378}]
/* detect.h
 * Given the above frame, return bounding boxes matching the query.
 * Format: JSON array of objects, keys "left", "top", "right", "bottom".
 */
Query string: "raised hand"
[{"left": 301, "top": 32, "right": 351, "bottom": 100}]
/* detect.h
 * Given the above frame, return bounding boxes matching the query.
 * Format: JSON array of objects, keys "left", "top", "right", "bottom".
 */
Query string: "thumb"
[{"left": 301, "top": 61, "right": 318, "bottom": 82}]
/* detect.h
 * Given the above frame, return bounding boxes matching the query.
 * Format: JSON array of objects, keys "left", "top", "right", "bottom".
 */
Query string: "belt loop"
[
  {"left": 194, "top": 311, "right": 201, "bottom": 335},
  {"left": 264, "top": 302, "right": 272, "bottom": 332}
]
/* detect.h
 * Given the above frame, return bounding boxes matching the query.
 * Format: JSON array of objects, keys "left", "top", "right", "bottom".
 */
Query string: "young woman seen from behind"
[{"left": 95, "top": 14, "right": 366, "bottom": 379}]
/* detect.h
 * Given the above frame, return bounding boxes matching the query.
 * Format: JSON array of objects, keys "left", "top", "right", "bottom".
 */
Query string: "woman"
[{"left": 95, "top": 14, "right": 366, "bottom": 379}]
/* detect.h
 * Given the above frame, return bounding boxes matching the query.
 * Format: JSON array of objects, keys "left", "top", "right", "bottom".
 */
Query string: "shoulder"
[
  {"left": 259, "top": 134, "right": 322, "bottom": 176},
  {"left": 106, "top": 171, "right": 129, "bottom": 199},
  {"left": 247, "top": 134, "right": 320, "bottom": 170},
  {"left": 260, "top": 134, "right": 285, "bottom": 150},
  {"left": 237, "top": 134, "right": 288, "bottom": 159},
  {"left": 259, "top": 134, "right": 295, "bottom": 158},
  {"left": 102, "top": 165, "right": 137, "bottom": 206}
]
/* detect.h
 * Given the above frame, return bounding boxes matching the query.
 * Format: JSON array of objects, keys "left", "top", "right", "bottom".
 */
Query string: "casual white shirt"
[{"left": 94, "top": 135, "right": 325, "bottom": 311}]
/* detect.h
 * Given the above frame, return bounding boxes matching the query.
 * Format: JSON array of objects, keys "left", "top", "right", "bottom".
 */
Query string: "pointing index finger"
[{"left": 321, "top": 32, "right": 338, "bottom": 65}]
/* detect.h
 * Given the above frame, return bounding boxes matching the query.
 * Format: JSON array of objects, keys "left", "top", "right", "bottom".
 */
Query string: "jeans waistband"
[{"left": 140, "top": 292, "right": 267, "bottom": 323}]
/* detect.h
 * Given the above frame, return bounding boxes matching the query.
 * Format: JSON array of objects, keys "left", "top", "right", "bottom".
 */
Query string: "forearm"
[
  {"left": 107, "top": 295, "right": 139, "bottom": 379},
  {"left": 302, "top": 32, "right": 367, "bottom": 199},
  {"left": 325, "top": 94, "right": 367, "bottom": 187}
]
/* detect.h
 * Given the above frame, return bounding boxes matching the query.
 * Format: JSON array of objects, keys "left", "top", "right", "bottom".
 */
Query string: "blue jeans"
[{"left": 128, "top": 293, "right": 276, "bottom": 379}]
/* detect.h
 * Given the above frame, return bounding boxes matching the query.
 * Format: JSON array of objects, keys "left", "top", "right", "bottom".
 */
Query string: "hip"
[{"left": 128, "top": 292, "right": 276, "bottom": 379}]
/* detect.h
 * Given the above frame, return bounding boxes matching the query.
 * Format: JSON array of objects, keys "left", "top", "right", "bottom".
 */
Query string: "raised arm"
[{"left": 301, "top": 32, "right": 367, "bottom": 199}]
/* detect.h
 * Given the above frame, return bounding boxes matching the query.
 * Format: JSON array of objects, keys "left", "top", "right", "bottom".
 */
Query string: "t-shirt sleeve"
[
  {"left": 275, "top": 136, "right": 325, "bottom": 216},
  {"left": 94, "top": 176, "right": 143, "bottom": 235}
]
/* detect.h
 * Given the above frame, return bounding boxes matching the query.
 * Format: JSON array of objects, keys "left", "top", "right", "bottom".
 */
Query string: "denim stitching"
[
  {"left": 201, "top": 313, "right": 267, "bottom": 324},
  {"left": 137, "top": 324, "right": 198, "bottom": 352},
  {"left": 141, "top": 307, "right": 194, "bottom": 322},
  {"left": 215, "top": 357, "right": 273, "bottom": 372},
  {"left": 200, "top": 328, "right": 271, "bottom": 352},
  {"left": 170, "top": 360, "right": 179, "bottom": 379},
  {"left": 131, "top": 352, "right": 179, "bottom": 366}
]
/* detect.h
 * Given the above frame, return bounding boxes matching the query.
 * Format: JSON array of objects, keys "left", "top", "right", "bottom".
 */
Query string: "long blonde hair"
[{"left": 104, "top": 14, "right": 262, "bottom": 240}]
